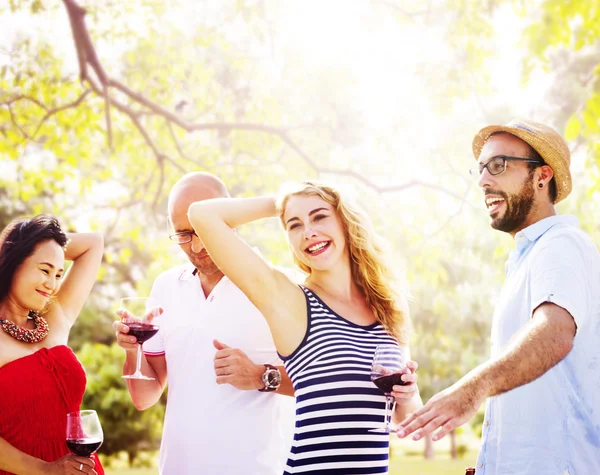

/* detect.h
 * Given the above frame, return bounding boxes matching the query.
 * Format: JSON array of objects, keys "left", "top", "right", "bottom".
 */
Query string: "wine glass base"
[
  {"left": 122, "top": 374, "right": 155, "bottom": 381},
  {"left": 368, "top": 427, "right": 398, "bottom": 434}
]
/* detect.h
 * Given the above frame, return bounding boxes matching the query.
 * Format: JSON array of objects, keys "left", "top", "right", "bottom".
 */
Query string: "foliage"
[
  {"left": 77, "top": 343, "right": 166, "bottom": 465},
  {"left": 1, "top": 0, "right": 599, "bottom": 465}
]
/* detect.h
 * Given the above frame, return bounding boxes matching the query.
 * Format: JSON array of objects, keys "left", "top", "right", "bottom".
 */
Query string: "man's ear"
[{"left": 538, "top": 164, "right": 554, "bottom": 185}]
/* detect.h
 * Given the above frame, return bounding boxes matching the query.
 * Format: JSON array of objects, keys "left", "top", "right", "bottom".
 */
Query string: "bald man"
[{"left": 114, "top": 172, "right": 294, "bottom": 475}]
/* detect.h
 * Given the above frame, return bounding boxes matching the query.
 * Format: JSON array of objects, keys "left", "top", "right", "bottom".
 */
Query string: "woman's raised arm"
[
  {"left": 53, "top": 232, "right": 104, "bottom": 327},
  {"left": 188, "top": 197, "right": 306, "bottom": 355}
]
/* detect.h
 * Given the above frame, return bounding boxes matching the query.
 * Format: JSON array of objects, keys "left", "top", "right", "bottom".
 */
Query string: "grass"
[
  {"left": 390, "top": 453, "right": 478, "bottom": 475},
  {"left": 104, "top": 454, "right": 479, "bottom": 475},
  {"left": 104, "top": 437, "right": 480, "bottom": 475},
  {"left": 106, "top": 470, "right": 156, "bottom": 475}
]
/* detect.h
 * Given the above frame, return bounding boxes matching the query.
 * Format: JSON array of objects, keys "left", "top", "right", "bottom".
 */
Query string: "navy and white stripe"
[{"left": 280, "top": 286, "right": 399, "bottom": 474}]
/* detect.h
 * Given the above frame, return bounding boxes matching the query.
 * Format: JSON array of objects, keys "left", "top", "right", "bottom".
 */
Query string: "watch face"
[
  {"left": 267, "top": 371, "right": 281, "bottom": 385},
  {"left": 263, "top": 367, "right": 281, "bottom": 388}
]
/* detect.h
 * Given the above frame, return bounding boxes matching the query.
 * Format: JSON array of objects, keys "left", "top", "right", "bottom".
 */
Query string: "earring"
[{"left": 538, "top": 183, "right": 544, "bottom": 188}]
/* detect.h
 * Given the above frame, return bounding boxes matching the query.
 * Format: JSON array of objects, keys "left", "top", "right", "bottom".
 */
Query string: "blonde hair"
[{"left": 276, "top": 181, "right": 410, "bottom": 344}]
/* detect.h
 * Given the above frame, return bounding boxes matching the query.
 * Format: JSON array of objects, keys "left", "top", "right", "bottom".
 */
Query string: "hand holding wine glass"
[
  {"left": 369, "top": 344, "right": 409, "bottom": 434},
  {"left": 118, "top": 297, "right": 162, "bottom": 380},
  {"left": 41, "top": 455, "right": 97, "bottom": 475},
  {"left": 63, "top": 410, "right": 102, "bottom": 474}
]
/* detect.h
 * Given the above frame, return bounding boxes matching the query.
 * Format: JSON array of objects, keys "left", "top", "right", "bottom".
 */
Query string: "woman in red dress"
[{"left": 0, "top": 215, "right": 104, "bottom": 475}]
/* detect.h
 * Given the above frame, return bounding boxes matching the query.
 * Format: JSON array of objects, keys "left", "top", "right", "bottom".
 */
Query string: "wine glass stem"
[
  {"left": 135, "top": 343, "right": 143, "bottom": 373},
  {"left": 384, "top": 395, "right": 394, "bottom": 429}
]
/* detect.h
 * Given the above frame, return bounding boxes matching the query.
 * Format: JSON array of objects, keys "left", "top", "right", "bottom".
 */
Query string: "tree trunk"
[{"left": 424, "top": 434, "right": 434, "bottom": 459}]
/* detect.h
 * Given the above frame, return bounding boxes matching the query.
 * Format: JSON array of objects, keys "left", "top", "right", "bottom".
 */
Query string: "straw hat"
[{"left": 472, "top": 119, "right": 572, "bottom": 203}]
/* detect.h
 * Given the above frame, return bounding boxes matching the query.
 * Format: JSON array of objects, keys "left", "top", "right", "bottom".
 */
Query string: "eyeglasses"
[
  {"left": 469, "top": 155, "right": 544, "bottom": 177},
  {"left": 168, "top": 230, "right": 198, "bottom": 244}
]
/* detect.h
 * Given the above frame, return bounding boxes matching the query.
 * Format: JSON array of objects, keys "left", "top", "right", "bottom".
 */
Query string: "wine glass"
[
  {"left": 369, "top": 344, "right": 407, "bottom": 433},
  {"left": 120, "top": 296, "right": 161, "bottom": 380},
  {"left": 66, "top": 410, "right": 103, "bottom": 457}
]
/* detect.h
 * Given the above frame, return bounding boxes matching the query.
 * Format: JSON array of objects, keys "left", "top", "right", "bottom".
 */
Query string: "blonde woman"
[{"left": 189, "top": 180, "right": 421, "bottom": 474}]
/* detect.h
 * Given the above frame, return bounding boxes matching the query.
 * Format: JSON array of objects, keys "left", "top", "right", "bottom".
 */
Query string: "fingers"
[
  {"left": 214, "top": 366, "right": 233, "bottom": 377},
  {"left": 392, "top": 387, "right": 417, "bottom": 401},
  {"left": 112, "top": 321, "right": 138, "bottom": 348},
  {"left": 213, "top": 339, "right": 230, "bottom": 351},
  {"left": 73, "top": 456, "right": 95, "bottom": 468},
  {"left": 143, "top": 306, "right": 163, "bottom": 323},
  {"left": 213, "top": 350, "right": 248, "bottom": 369},
  {"left": 62, "top": 455, "right": 95, "bottom": 474},
  {"left": 432, "top": 419, "right": 456, "bottom": 441},
  {"left": 214, "top": 348, "right": 234, "bottom": 360},
  {"left": 112, "top": 320, "right": 129, "bottom": 333},
  {"left": 398, "top": 372, "right": 417, "bottom": 385},
  {"left": 215, "top": 375, "right": 232, "bottom": 385},
  {"left": 405, "top": 360, "right": 418, "bottom": 372},
  {"left": 397, "top": 407, "right": 431, "bottom": 438},
  {"left": 116, "top": 309, "right": 133, "bottom": 319},
  {"left": 410, "top": 414, "right": 449, "bottom": 441},
  {"left": 214, "top": 346, "right": 246, "bottom": 361}
]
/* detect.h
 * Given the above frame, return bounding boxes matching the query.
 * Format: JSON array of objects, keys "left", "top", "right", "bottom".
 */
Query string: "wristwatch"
[{"left": 258, "top": 364, "right": 282, "bottom": 392}]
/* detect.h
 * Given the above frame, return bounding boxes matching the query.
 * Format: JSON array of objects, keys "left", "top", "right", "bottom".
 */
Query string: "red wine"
[
  {"left": 126, "top": 322, "right": 159, "bottom": 343},
  {"left": 66, "top": 438, "right": 102, "bottom": 457},
  {"left": 372, "top": 374, "right": 409, "bottom": 393}
]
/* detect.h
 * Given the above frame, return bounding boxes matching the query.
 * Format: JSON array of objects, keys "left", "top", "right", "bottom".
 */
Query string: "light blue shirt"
[{"left": 476, "top": 215, "right": 600, "bottom": 474}]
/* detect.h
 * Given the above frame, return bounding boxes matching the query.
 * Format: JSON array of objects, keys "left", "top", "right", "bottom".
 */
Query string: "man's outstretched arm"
[{"left": 397, "top": 302, "right": 575, "bottom": 441}]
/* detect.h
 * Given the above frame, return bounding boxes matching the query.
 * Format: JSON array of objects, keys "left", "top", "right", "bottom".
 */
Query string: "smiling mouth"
[
  {"left": 305, "top": 241, "right": 331, "bottom": 256},
  {"left": 36, "top": 290, "right": 50, "bottom": 298},
  {"left": 485, "top": 196, "right": 505, "bottom": 214}
]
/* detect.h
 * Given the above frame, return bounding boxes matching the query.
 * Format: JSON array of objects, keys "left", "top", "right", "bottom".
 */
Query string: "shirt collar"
[
  {"left": 178, "top": 264, "right": 199, "bottom": 281},
  {"left": 506, "top": 215, "right": 578, "bottom": 276},
  {"left": 515, "top": 215, "right": 579, "bottom": 250}
]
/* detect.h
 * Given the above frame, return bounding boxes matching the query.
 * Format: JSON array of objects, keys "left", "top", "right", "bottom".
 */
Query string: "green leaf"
[{"left": 564, "top": 116, "right": 582, "bottom": 140}]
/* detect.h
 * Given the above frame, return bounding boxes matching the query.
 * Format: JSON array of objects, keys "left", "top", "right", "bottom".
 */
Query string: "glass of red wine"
[
  {"left": 120, "top": 296, "right": 160, "bottom": 380},
  {"left": 369, "top": 344, "right": 408, "bottom": 433},
  {"left": 66, "top": 410, "right": 103, "bottom": 458}
]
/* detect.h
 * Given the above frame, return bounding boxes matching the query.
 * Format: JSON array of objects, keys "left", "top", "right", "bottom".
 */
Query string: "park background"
[{"left": 1, "top": 0, "right": 599, "bottom": 473}]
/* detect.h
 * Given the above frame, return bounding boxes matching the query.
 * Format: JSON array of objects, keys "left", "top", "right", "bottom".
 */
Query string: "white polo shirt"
[
  {"left": 476, "top": 215, "right": 600, "bottom": 475},
  {"left": 143, "top": 264, "right": 294, "bottom": 475}
]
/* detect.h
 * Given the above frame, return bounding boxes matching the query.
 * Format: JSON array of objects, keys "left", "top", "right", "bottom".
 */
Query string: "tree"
[
  {"left": 2, "top": 0, "right": 598, "bottom": 467},
  {"left": 77, "top": 343, "right": 166, "bottom": 465}
]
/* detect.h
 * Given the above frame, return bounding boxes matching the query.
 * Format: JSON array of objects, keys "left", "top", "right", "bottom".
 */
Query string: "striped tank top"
[{"left": 280, "top": 286, "right": 399, "bottom": 474}]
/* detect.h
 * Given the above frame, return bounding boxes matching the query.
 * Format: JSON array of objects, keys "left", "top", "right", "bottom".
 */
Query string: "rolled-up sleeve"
[{"left": 529, "top": 234, "right": 589, "bottom": 330}]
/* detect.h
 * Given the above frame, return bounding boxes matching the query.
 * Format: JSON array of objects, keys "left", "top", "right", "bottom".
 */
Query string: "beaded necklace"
[{"left": 0, "top": 311, "right": 49, "bottom": 343}]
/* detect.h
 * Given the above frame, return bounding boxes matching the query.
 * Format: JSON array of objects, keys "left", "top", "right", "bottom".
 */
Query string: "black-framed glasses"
[
  {"left": 470, "top": 155, "right": 544, "bottom": 177},
  {"left": 168, "top": 230, "right": 198, "bottom": 244}
]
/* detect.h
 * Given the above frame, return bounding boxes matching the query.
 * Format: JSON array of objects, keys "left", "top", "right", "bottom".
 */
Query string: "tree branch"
[
  {"left": 62, "top": 0, "right": 109, "bottom": 85},
  {"left": 60, "top": 0, "right": 468, "bottom": 206},
  {"left": 1, "top": 94, "right": 49, "bottom": 111},
  {"left": 7, "top": 105, "right": 32, "bottom": 140},
  {"left": 166, "top": 120, "right": 193, "bottom": 164},
  {"left": 27, "top": 89, "right": 91, "bottom": 142},
  {"left": 104, "top": 84, "right": 113, "bottom": 150}
]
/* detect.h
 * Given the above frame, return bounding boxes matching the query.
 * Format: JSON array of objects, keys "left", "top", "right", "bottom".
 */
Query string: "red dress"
[{"left": 0, "top": 345, "right": 104, "bottom": 475}]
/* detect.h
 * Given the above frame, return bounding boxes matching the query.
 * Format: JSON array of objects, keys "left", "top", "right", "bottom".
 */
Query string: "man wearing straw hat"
[{"left": 397, "top": 119, "right": 600, "bottom": 474}]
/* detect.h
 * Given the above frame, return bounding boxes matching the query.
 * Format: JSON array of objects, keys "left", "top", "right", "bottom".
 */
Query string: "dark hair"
[
  {"left": 527, "top": 146, "right": 557, "bottom": 203},
  {"left": 0, "top": 214, "right": 68, "bottom": 302}
]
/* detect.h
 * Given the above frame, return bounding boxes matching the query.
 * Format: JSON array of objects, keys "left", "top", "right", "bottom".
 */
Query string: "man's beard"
[
  {"left": 189, "top": 253, "right": 221, "bottom": 276},
  {"left": 489, "top": 173, "right": 535, "bottom": 233}
]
